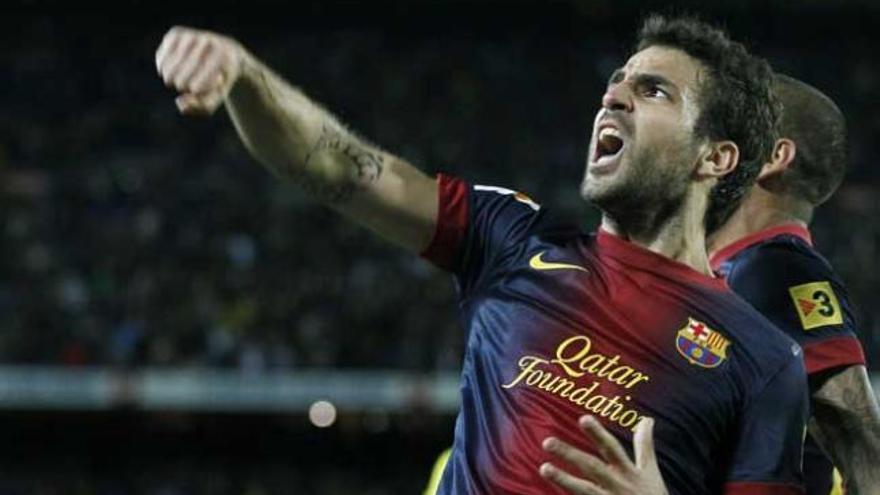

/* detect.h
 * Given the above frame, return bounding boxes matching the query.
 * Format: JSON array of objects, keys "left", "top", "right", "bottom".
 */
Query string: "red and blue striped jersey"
[
  {"left": 422, "top": 175, "right": 809, "bottom": 495},
  {"left": 711, "top": 224, "right": 866, "bottom": 495}
]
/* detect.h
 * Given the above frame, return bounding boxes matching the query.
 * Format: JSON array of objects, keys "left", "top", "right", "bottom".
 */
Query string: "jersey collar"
[
  {"left": 596, "top": 229, "right": 729, "bottom": 291},
  {"left": 709, "top": 223, "right": 813, "bottom": 272}
]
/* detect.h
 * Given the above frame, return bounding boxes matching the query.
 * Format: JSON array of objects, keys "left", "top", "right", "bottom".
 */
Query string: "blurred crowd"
[
  {"left": 0, "top": 459, "right": 416, "bottom": 495},
  {"left": 0, "top": 4, "right": 878, "bottom": 373},
  {"left": 0, "top": 410, "right": 449, "bottom": 495}
]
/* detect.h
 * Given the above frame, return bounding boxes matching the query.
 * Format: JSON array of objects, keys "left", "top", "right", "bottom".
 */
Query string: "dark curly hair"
[{"left": 636, "top": 15, "right": 781, "bottom": 233}]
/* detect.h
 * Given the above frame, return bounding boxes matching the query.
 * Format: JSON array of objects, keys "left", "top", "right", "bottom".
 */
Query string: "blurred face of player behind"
[{"left": 582, "top": 46, "right": 709, "bottom": 227}]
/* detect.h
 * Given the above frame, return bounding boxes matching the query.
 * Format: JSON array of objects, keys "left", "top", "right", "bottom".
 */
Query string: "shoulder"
[
  {"left": 727, "top": 237, "right": 835, "bottom": 286},
  {"left": 470, "top": 183, "right": 542, "bottom": 211},
  {"left": 724, "top": 238, "right": 844, "bottom": 311},
  {"left": 723, "top": 235, "right": 863, "bottom": 374},
  {"left": 706, "top": 290, "right": 804, "bottom": 377},
  {"left": 467, "top": 180, "right": 584, "bottom": 242}
]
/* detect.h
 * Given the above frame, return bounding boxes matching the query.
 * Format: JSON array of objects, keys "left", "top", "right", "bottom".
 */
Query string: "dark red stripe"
[
  {"left": 802, "top": 336, "right": 866, "bottom": 375},
  {"left": 420, "top": 173, "right": 469, "bottom": 271},
  {"left": 724, "top": 481, "right": 804, "bottom": 495},
  {"left": 710, "top": 223, "right": 812, "bottom": 272},
  {"left": 597, "top": 229, "right": 729, "bottom": 291}
]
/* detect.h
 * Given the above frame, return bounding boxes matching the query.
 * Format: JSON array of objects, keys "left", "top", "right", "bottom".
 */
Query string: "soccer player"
[
  {"left": 539, "top": 77, "right": 880, "bottom": 495},
  {"left": 156, "top": 15, "right": 808, "bottom": 494},
  {"left": 708, "top": 75, "right": 880, "bottom": 495}
]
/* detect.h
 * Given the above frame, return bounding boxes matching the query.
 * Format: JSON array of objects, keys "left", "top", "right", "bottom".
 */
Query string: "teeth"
[{"left": 599, "top": 127, "right": 620, "bottom": 141}]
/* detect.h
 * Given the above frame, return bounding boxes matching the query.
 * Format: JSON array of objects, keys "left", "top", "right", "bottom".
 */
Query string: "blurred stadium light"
[{"left": 0, "top": 367, "right": 461, "bottom": 412}]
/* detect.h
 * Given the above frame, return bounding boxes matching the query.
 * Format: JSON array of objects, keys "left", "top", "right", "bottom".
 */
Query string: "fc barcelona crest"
[{"left": 675, "top": 318, "right": 731, "bottom": 368}]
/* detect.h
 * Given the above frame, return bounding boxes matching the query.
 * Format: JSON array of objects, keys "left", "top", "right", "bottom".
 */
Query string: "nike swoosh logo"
[{"left": 529, "top": 251, "right": 589, "bottom": 273}]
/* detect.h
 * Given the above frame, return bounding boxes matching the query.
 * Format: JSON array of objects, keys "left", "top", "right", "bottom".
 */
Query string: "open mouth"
[{"left": 594, "top": 127, "right": 624, "bottom": 164}]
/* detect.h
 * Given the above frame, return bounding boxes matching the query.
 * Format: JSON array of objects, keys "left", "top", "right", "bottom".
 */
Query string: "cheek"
[
  {"left": 634, "top": 114, "right": 688, "bottom": 154},
  {"left": 679, "top": 89, "right": 701, "bottom": 130}
]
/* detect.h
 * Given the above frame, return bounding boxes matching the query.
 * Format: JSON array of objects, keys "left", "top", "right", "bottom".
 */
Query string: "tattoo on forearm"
[
  {"left": 296, "top": 125, "right": 384, "bottom": 203},
  {"left": 243, "top": 69, "right": 384, "bottom": 203},
  {"left": 812, "top": 367, "right": 880, "bottom": 494}
]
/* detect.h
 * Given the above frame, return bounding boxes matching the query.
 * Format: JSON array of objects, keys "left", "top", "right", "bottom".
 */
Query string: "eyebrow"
[{"left": 607, "top": 69, "right": 680, "bottom": 94}]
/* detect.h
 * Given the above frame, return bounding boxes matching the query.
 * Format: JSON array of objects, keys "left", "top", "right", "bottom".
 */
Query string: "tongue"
[{"left": 599, "top": 135, "right": 623, "bottom": 156}]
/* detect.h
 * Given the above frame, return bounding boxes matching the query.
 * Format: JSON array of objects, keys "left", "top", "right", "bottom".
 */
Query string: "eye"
[{"left": 644, "top": 86, "right": 668, "bottom": 99}]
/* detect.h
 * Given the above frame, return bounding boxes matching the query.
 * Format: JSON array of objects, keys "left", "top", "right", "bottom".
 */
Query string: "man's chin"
[{"left": 580, "top": 172, "right": 619, "bottom": 205}]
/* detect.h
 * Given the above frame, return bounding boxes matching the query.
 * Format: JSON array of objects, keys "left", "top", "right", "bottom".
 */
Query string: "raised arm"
[
  {"left": 155, "top": 26, "right": 438, "bottom": 253},
  {"left": 809, "top": 365, "right": 880, "bottom": 495}
]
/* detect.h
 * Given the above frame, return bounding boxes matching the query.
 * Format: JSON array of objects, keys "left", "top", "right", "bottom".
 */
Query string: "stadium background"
[{"left": 0, "top": 0, "right": 878, "bottom": 493}]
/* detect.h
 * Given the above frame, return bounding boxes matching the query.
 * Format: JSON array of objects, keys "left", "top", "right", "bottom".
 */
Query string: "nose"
[{"left": 602, "top": 82, "right": 633, "bottom": 112}]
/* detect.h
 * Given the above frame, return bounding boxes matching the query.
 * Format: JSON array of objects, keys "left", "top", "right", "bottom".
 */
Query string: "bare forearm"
[
  {"left": 811, "top": 366, "right": 880, "bottom": 495},
  {"left": 156, "top": 26, "right": 438, "bottom": 252},
  {"left": 226, "top": 55, "right": 384, "bottom": 204}
]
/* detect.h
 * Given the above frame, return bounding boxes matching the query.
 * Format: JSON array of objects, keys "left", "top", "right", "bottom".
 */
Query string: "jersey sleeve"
[
  {"left": 420, "top": 173, "right": 542, "bottom": 296},
  {"left": 723, "top": 355, "right": 809, "bottom": 495},
  {"left": 724, "top": 244, "right": 865, "bottom": 375}
]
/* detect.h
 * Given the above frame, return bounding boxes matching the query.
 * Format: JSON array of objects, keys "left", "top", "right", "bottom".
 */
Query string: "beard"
[{"left": 581, "top": 140, "right": 695, "bottom": 236}]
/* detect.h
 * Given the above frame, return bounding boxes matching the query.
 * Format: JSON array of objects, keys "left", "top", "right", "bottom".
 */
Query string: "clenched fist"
[{"left": 155, "top": 26, "right": 247, "bottom": 116}]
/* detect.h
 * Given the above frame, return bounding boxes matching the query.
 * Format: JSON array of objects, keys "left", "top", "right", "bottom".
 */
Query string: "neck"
[
  {"left": 600, "top": 187, "right": 713, "bottom": 275},
  {"left": 707, "top": 187, "right": 811, "bottom": 258}
]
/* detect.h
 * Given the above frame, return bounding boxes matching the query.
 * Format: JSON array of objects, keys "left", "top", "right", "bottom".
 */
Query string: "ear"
[
  {"left": 695, "top": 140, "right": 739, "bottom": 179},
  {"left": 756, "top": 138, "right": 796, "bottom": 182}
]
